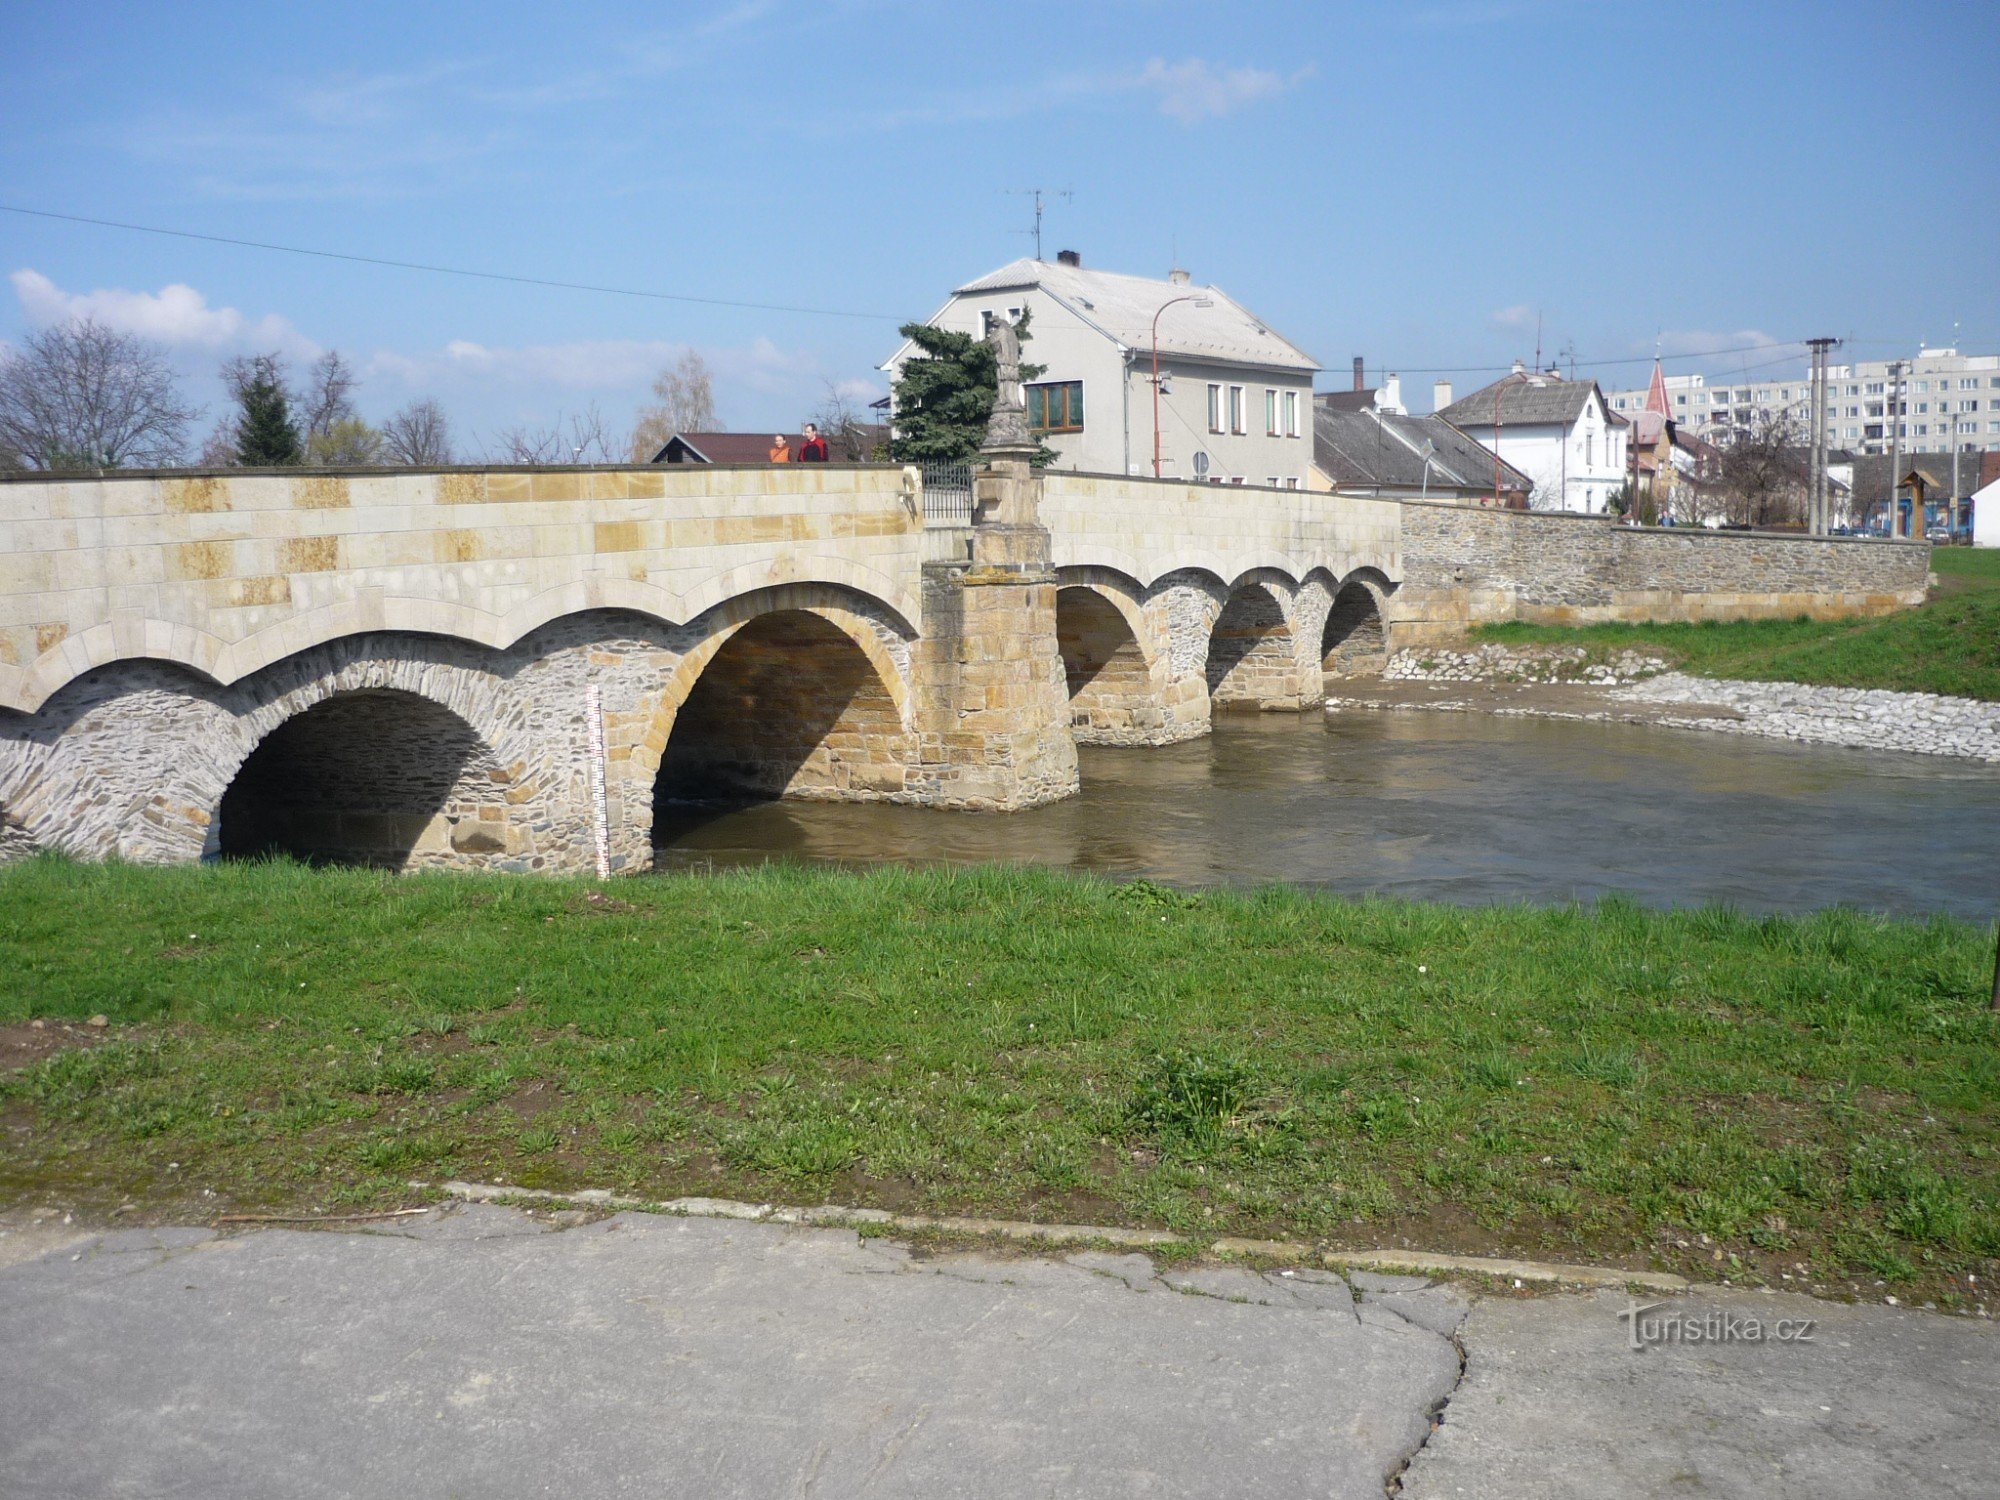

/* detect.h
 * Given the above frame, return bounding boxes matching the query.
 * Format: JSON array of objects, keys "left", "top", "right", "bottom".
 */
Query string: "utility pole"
[
  {"left": 1806, "top": 337, "right": 1839, "bottom": 534},
  {"left": 1885, "top": 359, "right": 1906, "bottom": 538}
]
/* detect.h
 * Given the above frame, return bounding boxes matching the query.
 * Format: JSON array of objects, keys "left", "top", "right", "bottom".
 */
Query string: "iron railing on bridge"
[{"left": 920, "top": 461, "right": 973, "bottom": 528}]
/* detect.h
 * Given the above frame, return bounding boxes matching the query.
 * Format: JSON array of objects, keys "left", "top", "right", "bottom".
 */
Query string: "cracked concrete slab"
[
  {"left": 1400, "top": 1287, "right": 2000, "bottom": 1500},
  {"left": 0, "top": 1203, "right": 1458, "bottom": 1499}
]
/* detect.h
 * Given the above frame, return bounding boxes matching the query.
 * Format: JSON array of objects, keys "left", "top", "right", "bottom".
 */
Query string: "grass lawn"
[
  {"left": 1471, "top": 546, "right": 2000, "bottom": 701},
  {"left": 4, "top": 858, "right": 1998, "bottom": 1303}
]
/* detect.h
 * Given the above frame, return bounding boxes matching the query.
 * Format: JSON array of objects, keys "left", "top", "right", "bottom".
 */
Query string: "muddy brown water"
[{"left": 654, "top": 711, "right": 2000, "bottom": 921}]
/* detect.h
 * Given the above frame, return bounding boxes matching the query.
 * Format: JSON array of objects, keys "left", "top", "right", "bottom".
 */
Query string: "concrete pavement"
[{"left": 1, "top": 1202, "right": 1993, "bottom": 1499}]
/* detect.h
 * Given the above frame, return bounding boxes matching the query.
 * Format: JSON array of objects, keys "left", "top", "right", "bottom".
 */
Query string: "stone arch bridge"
[{"left": 0, "top": 461, "right": 1925, "bottom": 872}]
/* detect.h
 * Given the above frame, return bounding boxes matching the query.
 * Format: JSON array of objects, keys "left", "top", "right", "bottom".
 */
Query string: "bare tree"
[
  {"left": 380, "top": 399, "right": 454, "bottom": 464},
  {"left": 0, "top": 317, "right": 198, "bottom": 469},
  {"left": 629, "top": 350, "right": 721, "bottom": 460},
  {"left": 489, "top": 405, "right": 616, "bottom": 464},
  {"left": 298, "top": 350, "right": 360, "bottom": 440},
  {"left": 1702, "top": 412, "right": 1809, "bottom": 529},
  {"left": 809, "top": 379, "right": 880, "bottom": 461},
  {"left": 196, "top": 420, "right": 241, "bottom": 468}
]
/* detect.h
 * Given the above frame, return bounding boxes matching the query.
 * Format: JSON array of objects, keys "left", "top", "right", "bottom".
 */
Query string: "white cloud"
[
  {"left": 1137, "top": 58, "right": 1310, "bottom": 125},
  {"left": 9, "top": 269, "right": 318, "bottom": 356},
  {"left": 1655, "top": 328, "right": 1789, "bottom": 357},
  {"left": 1489, "top": 304, "right": 1538, "bottom": 332}
]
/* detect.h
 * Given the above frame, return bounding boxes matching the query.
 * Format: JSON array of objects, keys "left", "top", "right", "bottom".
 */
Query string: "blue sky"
[{"left": 2, "top": 0, "right": 1995, "bottom": 450}]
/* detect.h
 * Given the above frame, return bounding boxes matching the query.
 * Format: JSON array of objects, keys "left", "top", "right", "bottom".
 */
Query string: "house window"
[
  {"left": 1229, "top": 476, "right": 1245, "bottom": 485},
  {"left": 1283, "top": 390, "right": 1299, "bottom": 436},
  {"left": 1207, "top": 383, "right": 1223, "bottom": 433},
  {"left": 1026, "top": 380, "right": 1083, "bottom": 433},
  {"left": 1228, "top": 386, "right": 1246, "bottom": 434},
  {"left": 1266, "top": 475, "right": 1280, "bottom": 487},
  {"left": 1585, "top": 433, "right": 1594, "bottom": 466},
  {"left": 1264, "top": 389, "right": 1279, "bottom": 435},
  {"left": 1284, "top": 476, "right": 1299, "bottom": 490}
]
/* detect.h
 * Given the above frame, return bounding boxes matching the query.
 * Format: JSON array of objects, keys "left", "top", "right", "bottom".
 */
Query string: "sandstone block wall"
[{"left": 0, "top": 465, "right": 925, "bottom": 715}]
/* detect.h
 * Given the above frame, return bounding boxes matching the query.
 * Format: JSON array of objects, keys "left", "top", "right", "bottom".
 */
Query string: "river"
[{"left": 653, "top": 711, "right": 2000, "bottom": 920}]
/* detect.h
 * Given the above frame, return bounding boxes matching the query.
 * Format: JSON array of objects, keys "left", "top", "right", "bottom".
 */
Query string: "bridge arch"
[
  {"left": 217, "top": 687, "right": 511, "bottom": 868},
  {"left": 643, "top": 586, "right": 919, "bottom": 848},
  {"left": 1323, "top": 569, "right": 1395, "bottom": 677},
  {"left": 1056, "top": 583, "right": 1157, "bottom": 745},
  {"left": 1206, "top": 571, "right": 1311, "bottom": 711}
]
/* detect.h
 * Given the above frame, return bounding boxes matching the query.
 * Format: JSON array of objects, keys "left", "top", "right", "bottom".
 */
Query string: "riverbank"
[
  {"left": 3, "top": 858, "right": 1996, "bottom": 1304},
  {"left": 1467, "top": 544, "right": 2000, "bottom": 702},
  {"left": 1334, "top": 658, "right": 2000, "bottom": 763}
]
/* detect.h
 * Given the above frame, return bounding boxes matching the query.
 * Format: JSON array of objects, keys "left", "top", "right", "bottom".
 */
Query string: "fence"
[{"left": 921, "top": 461, "right": 974, "bottom": 528}]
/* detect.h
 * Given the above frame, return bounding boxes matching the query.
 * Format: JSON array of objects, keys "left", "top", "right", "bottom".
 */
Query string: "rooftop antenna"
[
  {"left": 1007, "top": 187, "right": 1072, "bottom": 260},
  {"left": 1534, "top": 311, "right": 1543, "bottom": 375}
]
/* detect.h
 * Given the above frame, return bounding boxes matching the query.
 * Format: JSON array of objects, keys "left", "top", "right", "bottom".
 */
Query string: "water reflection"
[{"left": 653, "top": 712, "right": 2000, "bottom": 920}]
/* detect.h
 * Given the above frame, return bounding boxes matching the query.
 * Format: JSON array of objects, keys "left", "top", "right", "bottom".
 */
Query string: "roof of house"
[
  {"left": 888, "top": 257, "right": 1319, "bottom": 373},
  {"left": 1315, "top": 388, "right": 1378, "bottom": 412},
  {"left": 1847, "top": 450, "right": 1992, "bottom": 501},
  {"left": 1312, "top": 401, "right": 1531, "bottom": 494},
  {"left": 1437, "top": 370, "right": 1613, "bottom": 429}
]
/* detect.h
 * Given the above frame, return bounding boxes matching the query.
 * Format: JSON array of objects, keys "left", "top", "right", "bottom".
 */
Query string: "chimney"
[
  {"left": 1167, "top": 265, "right": 1189, "bottom": 285},
  {"left": 1352, "top": 356, "right": 1365, "bottom": 392},
  {"left": 1056, "top": 249, "right": 1082, "bottom": 268},
  {"left": 1433, "top": 379, "right": 1453, "bottom": 411},
  {"left": 1378, "top": 374, "right": 1404, "bottom": 415},
  {"left": 1510, "top": 359, "right": 1526, "bottom": 375}
]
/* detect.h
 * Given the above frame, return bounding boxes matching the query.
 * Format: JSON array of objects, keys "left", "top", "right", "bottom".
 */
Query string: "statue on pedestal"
[{"left": 981, "top": 314, "right": 1033, "bottom": 453}]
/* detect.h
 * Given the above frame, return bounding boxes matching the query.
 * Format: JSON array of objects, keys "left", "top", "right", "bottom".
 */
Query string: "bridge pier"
[{"left": 910, "top": 454, "right": 1079, "bottom": 811}]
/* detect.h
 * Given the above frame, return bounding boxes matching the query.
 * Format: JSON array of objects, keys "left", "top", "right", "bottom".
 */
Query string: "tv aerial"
[{"left": 1007, "top": 187, "right": 1072, "bottom": 260}]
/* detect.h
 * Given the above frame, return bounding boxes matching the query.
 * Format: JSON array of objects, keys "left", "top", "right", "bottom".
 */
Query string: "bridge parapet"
[{"left": 0, "top": 464, "right": 925, "bottom": 714}]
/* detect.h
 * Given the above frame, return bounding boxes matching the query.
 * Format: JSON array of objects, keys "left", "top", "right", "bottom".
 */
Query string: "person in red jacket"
[{"left": 797, "top": 423, "right": 829, "bottom": 462}]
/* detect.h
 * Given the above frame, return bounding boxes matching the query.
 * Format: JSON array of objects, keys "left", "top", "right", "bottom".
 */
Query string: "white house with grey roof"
[
  {"left": 1436, "top": 364, "right": 1628, "bottom": 514},
  {"left": 881, "top": 253, "right": 1319, "bottom": 485}
]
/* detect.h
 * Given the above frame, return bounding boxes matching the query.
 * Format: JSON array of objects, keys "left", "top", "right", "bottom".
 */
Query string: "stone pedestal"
[{"left": 912, "top": 450, "right": 1079, "bottom": 810}]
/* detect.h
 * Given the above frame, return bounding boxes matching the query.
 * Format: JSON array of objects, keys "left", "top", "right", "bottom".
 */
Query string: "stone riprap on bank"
[
  {"left": 0, "top": 464, "right": 1932, "bottom": 869},
  {"left": 1346, "top": 645, "right": 2000, "bottom": 764}
]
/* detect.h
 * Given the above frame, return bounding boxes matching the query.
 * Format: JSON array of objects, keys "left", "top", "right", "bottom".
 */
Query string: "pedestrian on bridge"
[
  {"left": 768, "top": 434, "right": 792, "bottom": 463},
  {"left": 798, "top": 423, "right": 829, "bottom": 463}
]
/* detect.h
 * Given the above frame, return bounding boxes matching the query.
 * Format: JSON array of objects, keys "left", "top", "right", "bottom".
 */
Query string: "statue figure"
[{"left": 982, "top": 314, "right": 1032, "bottom": 452}]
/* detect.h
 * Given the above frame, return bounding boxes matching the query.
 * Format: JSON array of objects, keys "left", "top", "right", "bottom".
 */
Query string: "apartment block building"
[{"left": 1607, "top": 347, "right": 2000, "bottom": 459}]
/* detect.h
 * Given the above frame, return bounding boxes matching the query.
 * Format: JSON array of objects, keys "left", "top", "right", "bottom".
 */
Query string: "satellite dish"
[{"left": 1193, "top": 451, "right": 1210, "bottom": 477}]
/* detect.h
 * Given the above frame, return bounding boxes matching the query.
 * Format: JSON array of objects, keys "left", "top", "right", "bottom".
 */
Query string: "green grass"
[
  {"left": 3, "top": 857, "right": 1997, "bottom": 1301},
  {"left": 1471, "top": 547, "right": 2000, "bottom": 701}
]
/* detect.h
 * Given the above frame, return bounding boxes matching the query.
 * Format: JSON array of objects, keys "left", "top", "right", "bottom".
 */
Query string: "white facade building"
[
  {"left": 1607, "top": 347, "right": 2000, "bottom": 459},
  {"left": 880, "top": 254, "right": 1319, "bottom": 485},
  {"left": 1435, "top": 364, "right": 1628, "bottom": 514},
  {"left": 1973, "top": 473, "right": 2000, "bottom": 548}
]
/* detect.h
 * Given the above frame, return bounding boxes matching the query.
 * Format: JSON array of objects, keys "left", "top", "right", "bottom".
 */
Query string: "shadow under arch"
[
  {"left": 217, "top": 687, "right": 502, "bottom": 867},
  {"left": 1206, "top": 578, "right": 1296, "bottom": 709},
  {"left": 1056, "top": 585, "right": 1156, "bottom": 743},
  {"left": 651, "top": 608, "right": 913, "bottom": 844},
  {"left": 1322, "top": 574, "right": 1392, "bottom": 676}
]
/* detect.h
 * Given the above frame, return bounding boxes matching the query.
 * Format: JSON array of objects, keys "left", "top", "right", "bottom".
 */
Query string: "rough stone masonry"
[{"left": 0, "top": 462, "right": 1929, "bottom": 872}]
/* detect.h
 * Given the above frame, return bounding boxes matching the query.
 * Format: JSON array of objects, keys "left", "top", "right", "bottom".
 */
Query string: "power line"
[{"left": 0, "top": 203, "right": 901, "bottom": 323}]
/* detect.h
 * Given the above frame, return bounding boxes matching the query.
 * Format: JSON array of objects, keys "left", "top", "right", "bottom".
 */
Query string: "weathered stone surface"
[{"left": 0, "top": 467, "right": 1934, "bottom": 870}]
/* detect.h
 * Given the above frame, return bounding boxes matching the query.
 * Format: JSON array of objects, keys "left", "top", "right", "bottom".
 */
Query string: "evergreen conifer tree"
[
  {"left": 229, "top": 355, "right": 303, "bottom": 466},
  {"left": 887, "top": 311, "right": 1054, "bottom": 465}
]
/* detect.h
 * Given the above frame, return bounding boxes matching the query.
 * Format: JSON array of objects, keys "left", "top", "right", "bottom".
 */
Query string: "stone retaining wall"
[{"left": 1392, "top": 502, "right": 1930, "bottom": 643}]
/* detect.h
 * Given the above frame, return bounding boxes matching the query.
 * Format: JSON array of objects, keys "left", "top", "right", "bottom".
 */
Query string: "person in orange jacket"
[{"left": 768, "top": 434, "right": 792, "bottom": 462}]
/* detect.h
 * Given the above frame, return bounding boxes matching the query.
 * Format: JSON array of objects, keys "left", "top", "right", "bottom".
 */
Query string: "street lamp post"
[{"left": 1151, "top": 294, "right": 1213, "bottom": 478}]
